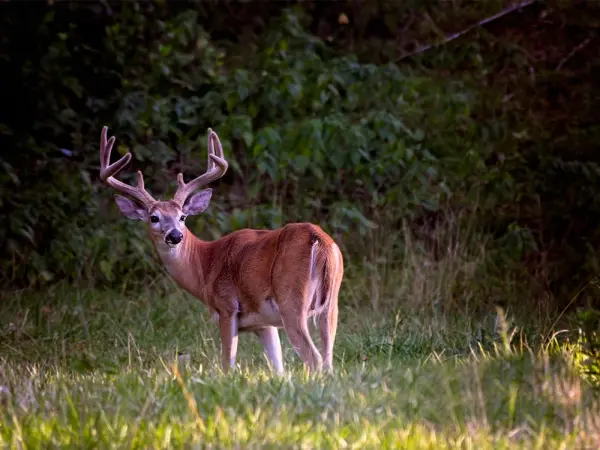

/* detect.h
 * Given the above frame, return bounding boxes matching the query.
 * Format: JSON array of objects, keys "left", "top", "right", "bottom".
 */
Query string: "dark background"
[{"left": 1, "top": 0, "right": 599, "bottom": 313}]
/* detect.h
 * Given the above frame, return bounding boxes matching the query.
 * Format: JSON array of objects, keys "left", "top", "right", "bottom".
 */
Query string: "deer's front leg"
[{"left": 218, "top": 312, "right": 238, "bottom": 374}]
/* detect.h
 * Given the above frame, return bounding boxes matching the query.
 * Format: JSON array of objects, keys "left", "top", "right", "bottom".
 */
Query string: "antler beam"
[
  {"left": 99, "top": 126, "right": 156, "bottom": 207},
  {"left": 173, "top": 128, "right": 228, "bottom": 206}
]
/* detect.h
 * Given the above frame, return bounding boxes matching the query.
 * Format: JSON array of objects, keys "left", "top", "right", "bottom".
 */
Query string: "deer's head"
[{"left": 99, "top": 127, "right": 228, "bottom": 249}]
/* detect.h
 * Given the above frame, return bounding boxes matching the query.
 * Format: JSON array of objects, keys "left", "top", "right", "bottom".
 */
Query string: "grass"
[
  {"left": 1, "top": 222, "right": 598, "bottom": 448},
  {"left": 0, "top": 281, "right": 599, "bottom": 449}
]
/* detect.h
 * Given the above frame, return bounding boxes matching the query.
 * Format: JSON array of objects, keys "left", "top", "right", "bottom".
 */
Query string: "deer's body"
[
  {"left": 157, "top": 222, "right": 341, "bottom": 329},
  {"left": 98, "top": 127, "right": 343, "bottom": 374}
]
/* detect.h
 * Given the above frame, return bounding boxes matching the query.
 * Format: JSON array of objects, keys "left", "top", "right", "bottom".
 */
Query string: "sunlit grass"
[{"left": 0, "top": 282, "right": 598, "bottom": 448}]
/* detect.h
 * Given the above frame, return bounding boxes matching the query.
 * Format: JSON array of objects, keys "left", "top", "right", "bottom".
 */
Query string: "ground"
[{"left": 0, "top": 284, "right": 598, "bottom": 449}]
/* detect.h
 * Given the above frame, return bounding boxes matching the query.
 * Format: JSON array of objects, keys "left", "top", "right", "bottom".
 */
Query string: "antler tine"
[
  {"left": 206, "top": 127, "right": 215, "bottom": 172},
  {"left": 173, "top": 128, "right": 228, "bottom": 206},
  {"left": 99, "top": 126, "right": 156, "bottom": 207},
  {"left": 210, "top": 127, "right": 226, "bottom": 162},
  {"left": 100, "top": 126, "right": 129, "bottom": 181},
  {"left": 201, "top": 127, "right": 225, "bottom": 172}
]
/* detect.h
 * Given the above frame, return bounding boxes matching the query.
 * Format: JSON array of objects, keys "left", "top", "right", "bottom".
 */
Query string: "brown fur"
[
  {"left": 172, "top": 222, "right": 339, "bottom": 316},
  {"left": 154, "top": 218, "right": 344, "bottom": 372},
  {"left": 99, "top": 126, "right": 344, "bottom": 374}
]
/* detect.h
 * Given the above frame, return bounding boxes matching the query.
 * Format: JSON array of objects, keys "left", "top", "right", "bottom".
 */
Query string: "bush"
[
  {"left": 0, "top": 6, "right": 508, "bottom": 287},
  {"left": 1, "top": 1, "right": 599, "bottom": 315}
]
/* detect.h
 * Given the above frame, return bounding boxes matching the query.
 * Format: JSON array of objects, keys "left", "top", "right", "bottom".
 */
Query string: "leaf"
[
  {"left": 159, "top": 44, "right": 172, "bottom": 56},
  {"left": 242, "top": 132, "right": 253, "bottom": 148},
  {"left": 293, "top": 154, "right": 310, "bottom": 172},
  {"left": 412, "top": 129, "right": 425, "bottom": 142}
]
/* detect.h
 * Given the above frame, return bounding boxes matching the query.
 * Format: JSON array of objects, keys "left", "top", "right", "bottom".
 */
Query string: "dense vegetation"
[
  {"left": 1, "top": 1, "right": 600, "bottom": 447},
  {"left": 0, "top": 0, "right": 598, "bottom": 307}
]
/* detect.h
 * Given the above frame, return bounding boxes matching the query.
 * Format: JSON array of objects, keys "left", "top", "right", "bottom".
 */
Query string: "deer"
[{"left": 98, "top": 126, "right": 344, "bottom": 374}]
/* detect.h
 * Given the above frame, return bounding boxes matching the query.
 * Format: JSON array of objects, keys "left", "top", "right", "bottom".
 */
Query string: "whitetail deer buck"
[{"left": 98, "top": 126, "right": 343, "bottom": 374}]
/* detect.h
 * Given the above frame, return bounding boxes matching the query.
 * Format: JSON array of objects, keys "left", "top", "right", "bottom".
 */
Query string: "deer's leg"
[
  {"left": 273, "top": 243, "right": 323, "bottom": 372},
  {"left": 319, "top": 296, "right": 338, "bottom": 372},
  {"left": 280, "top": 306, "right": 323, "bottom": 372},
  {"left": 218, "top": 313, "right": 238, "bottom": 374},
  {"left": 254, "top": 326, "right": 284, "bottom": 374}
]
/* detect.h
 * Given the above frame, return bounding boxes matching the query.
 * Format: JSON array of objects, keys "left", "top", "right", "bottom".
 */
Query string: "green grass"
[{"left": 0, "top": 282, "right": 598, "bottom": 449}]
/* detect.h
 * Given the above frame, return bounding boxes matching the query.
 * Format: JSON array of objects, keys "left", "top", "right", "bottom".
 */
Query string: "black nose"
[{"left": 165, "top": 230, "right": 183, "bottom": 245}]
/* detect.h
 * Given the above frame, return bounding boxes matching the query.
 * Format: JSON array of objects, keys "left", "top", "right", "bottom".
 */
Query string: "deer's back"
[{"left": 205, "top": 223, "right": 336, "bottom": 314}]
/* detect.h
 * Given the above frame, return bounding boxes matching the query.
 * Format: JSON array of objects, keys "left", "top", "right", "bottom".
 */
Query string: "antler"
[
  {"left": 99, "top": 126, "right": 156, "bottom": 207},
  {"left": 173, "top": 128, "right": 228, "bottom": 206}
]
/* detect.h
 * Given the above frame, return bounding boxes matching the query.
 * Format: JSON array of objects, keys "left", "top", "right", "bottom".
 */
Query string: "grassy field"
[{"left": 0, "top": 277, "right": 598, "bottom": 449}]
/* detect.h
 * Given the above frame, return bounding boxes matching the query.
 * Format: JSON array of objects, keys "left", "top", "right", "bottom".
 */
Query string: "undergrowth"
[
  {"left": 0, "top": 284, "right": 598, "bottom": 448},
  {"left": 1, "top": 224, "right": 599, "bottom": 448}
]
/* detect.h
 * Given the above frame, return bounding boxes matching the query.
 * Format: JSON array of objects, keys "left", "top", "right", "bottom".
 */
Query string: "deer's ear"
[
  {"left": 183, "top": 189, "right": 212, "bottom": 216},
  {"left": 114, "top": 195, "right": 148, "bottom": 220}
]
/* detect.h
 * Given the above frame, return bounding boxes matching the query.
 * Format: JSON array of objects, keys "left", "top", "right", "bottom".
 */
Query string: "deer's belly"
[{"left": 238, "top": 298, "right": 283, "bottom": 331}]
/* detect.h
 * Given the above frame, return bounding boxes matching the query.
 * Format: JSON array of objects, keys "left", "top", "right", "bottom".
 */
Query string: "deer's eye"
[
  {"left": 150, "top": 215, "right": 159, "bottom": 223},
  {"left": 180, "top": 215, "right": 187, "bottom": 221}
]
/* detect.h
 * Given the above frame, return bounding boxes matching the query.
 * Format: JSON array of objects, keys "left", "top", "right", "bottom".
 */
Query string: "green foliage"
[
  {"left": 0, "top": 4, "right": 506, "bottom": 288},
  {"left": 1, "top": 1, "right": 599, "bottom": 314},
  {"left": 573, "top": 308, "right": 600, "bottom": 386},
  {"left": 0, "top": 286, "right": 598, "bottom": 448}
]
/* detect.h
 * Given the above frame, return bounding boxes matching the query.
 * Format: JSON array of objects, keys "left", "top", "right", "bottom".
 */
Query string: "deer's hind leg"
[
  {"left": 275, "top": 277, "right": 323, "bottom": 370},
  {"left": 273, "top": 249, "right": 323, "bottom": 372},
  {"left": 319, "top": 244, "right": 343, "bottom": 372},
  {"left": 254, "top": 326, "right": 284, "bottom": 374},
  {"left": 279, "top": 302, "right": 323, "bottom": 371}
]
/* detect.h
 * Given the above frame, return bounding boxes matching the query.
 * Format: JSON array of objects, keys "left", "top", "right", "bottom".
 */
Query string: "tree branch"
[
  {"left": 395, "top": 0, "right": 537, "bottom": 62},
  {"left": 555, "top": 36, "right": 594, "bottom": 71}
]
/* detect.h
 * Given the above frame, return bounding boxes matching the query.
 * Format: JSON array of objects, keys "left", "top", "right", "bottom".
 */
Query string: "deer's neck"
[{"left": 154, "top": 228, "right": 210, "bottom": 299}]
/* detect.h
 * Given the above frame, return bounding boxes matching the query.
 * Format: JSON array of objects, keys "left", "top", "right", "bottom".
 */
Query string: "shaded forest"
[{"left": 1, "top": 0, "right": 599, "bottom": 314}]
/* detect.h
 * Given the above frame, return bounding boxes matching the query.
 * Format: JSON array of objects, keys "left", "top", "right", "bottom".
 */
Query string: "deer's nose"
[{"left": 165, "top": 230, "right": 183, "bottom": 245}]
